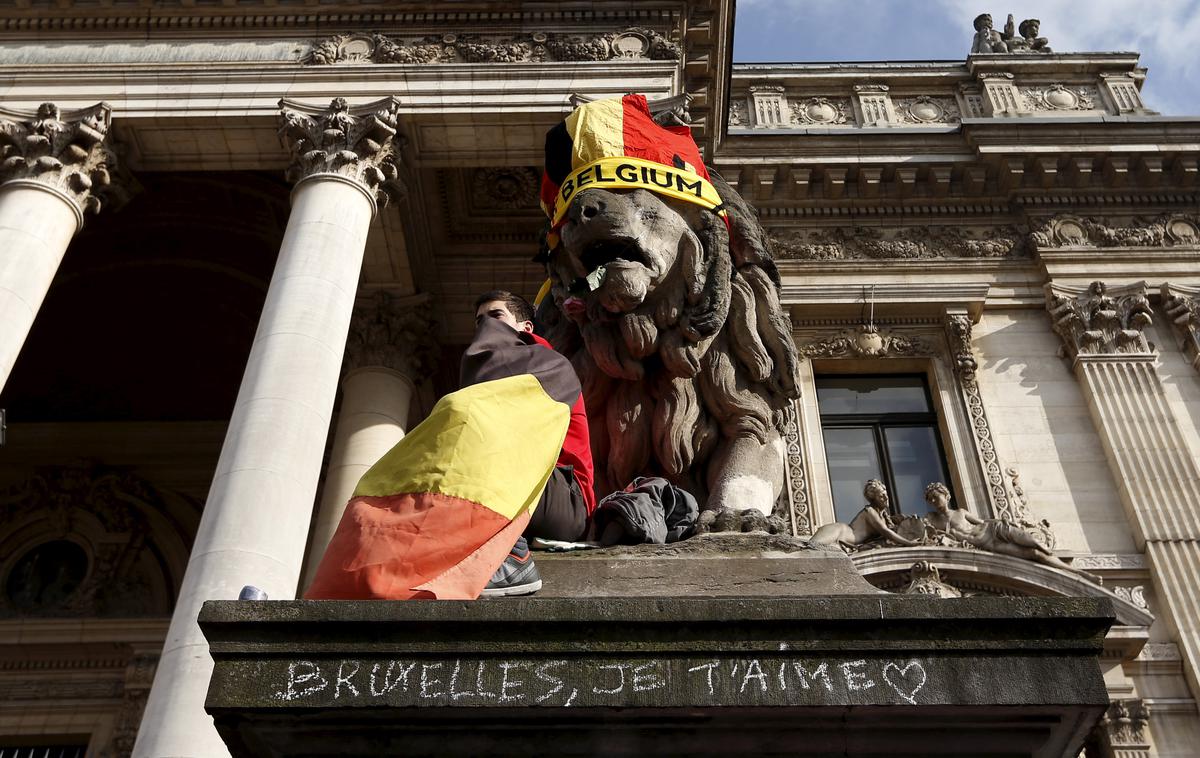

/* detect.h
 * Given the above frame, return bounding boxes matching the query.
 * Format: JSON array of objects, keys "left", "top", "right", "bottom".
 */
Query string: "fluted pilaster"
[{"left": 1047, "top": 279, "right": 1200, "bottom": 713}]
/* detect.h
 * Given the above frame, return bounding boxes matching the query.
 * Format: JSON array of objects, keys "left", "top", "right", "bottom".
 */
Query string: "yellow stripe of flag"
[{"left": 354, "top": 374, "right": 570, "bottom": 521}]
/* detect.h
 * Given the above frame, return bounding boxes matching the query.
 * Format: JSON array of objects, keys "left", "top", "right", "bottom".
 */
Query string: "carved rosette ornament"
[
  {"left": 277, "top": 96, "right": 407, "bottom": 208},
  {"left": 799, "top": 324, "right": 935, "bottom": 359},
  {"left": 344, "top": 291, "right": 439, "bottom": 380},
  {"left": 0, "top": 101, "right": 121, "bottom": 217},
  {"left": 1046, "top": 281, "right": 1154, "bottom": 359},
  {"left": 1162, "top": 283, "right": 1200, "bottom": 372}
]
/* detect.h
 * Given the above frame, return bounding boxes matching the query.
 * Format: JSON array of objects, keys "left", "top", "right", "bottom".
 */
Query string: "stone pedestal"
[{"left": 201, "top": 590, "right": 1113, "bottom": 757}]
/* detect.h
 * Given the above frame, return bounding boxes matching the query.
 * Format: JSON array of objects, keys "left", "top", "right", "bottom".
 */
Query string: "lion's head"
[{"left": 537, "top": 170, "right": 800, "bottom": 510}]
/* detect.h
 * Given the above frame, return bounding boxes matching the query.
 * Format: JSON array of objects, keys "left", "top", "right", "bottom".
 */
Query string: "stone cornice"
[
  {"left": 0, "top": 101, "right": 122, "bottom": 218},
  {"left": 0, "top": 3, "right": 682, "bottom": 36},
  {"left": 1046, "top": 280, "right": 1154, "bottom": 360},
  {"left": 278, "top": 96, "right": 406, "bottom": 208}
]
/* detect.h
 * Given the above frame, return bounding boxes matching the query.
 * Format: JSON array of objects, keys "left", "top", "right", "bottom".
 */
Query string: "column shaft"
[
  {"left": 134, "top": 175, "right": 375, "bottom": 758},
  {"left": 0, "top": 182, "right": 81, "bottom": 388},
  {"left": 303, "top": 366, "right": 413, "bottom": 586}
]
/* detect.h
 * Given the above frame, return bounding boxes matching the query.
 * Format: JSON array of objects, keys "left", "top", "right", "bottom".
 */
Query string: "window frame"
[
  {"left": 792, "top": 345, "right": 990, "bottom": 534},
  {"left": 815, "top": 372, "right": 958, "bottom": 521}
]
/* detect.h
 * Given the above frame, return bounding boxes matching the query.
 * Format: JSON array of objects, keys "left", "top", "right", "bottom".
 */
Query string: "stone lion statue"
[{"left": 536, "top": 168, "right": 800, "bottom": 524}]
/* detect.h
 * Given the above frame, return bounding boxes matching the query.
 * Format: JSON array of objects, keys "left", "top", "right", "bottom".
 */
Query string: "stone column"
[
  {"left": 0, "top": 102, "right": 119, "bottom": 391},
  {"left": 1047, "top": 281, "right": 1200, "bottom": 710},
  {"left": 301, "top": 291, "right": 437, "bottom": 587},
  {"left": 134, "top": 96, "right": 406, "bottom": 758}
]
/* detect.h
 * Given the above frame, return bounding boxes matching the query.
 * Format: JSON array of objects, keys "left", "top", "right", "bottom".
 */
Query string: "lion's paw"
[{"left": 695, "top": 507, "right": 787, "bottom": 536}]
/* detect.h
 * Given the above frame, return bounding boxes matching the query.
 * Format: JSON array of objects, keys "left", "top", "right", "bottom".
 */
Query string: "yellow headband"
[{"left": 548, "top": 156, "right": 725, "bottom": 228}]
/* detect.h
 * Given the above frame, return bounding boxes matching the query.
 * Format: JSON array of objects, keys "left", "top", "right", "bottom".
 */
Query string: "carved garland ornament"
[
  {"left": 303, "top": 27, "right": 680, "bottom": 65},
  {"left": 0, "top": 101, "right": 122, "bottom": 215},
  {"left": 769, "top": 225, "right": 1028, "bottom": 261},
  {"left": 1032, "top": 213, "right": 1200, "bottom": 249},
  {"left": 278, "top": 96, "right": 407, "bottom": 208},
  {"left": 799, "top": 324, "right": 936, "bottom": 359}
]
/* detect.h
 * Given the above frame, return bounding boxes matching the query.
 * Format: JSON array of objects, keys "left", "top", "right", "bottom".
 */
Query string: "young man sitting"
[{"left": 474, "top": 290, "right": 596, "bottom": 540}]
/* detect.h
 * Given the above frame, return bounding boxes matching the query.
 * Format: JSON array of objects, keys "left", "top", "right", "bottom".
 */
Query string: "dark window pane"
[
  {"left": 815, "top": 376, "right": 930, "bottom": 415},
  {"left": 883, "top": 426, "right": 950, "bottom": 515},
  {"left": 821, "top": 427, "right": 882, "bottom": 523}
]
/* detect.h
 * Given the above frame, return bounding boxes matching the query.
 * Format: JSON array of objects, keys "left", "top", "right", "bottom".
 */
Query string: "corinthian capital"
[
  {"left": 1163, "top": 283, "right": 1200, "bottom": 372},
  {"left": 344, "top": 291, "right": 439, "bottom": 380},
  {"left": 1046, "top": 280, "right": 1153, "bottom": 359},
  {"left": 278, "top": 96, "right": 407, "bottom": 208},
  {"left": 0, "top": 101, "right": 120, "bottom": 214}
]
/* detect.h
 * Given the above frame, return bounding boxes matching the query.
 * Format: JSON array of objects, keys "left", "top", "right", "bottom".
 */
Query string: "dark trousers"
[{"left": 524, "top": 465, "right": 588, "bottom": 542}]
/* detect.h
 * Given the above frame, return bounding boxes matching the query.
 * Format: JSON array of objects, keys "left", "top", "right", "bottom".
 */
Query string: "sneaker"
[{"left": 481, "top": 537, "right": 542, "bottom": 597}]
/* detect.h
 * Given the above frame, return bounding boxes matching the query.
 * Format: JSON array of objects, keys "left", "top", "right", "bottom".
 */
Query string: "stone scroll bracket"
[
  {"left": 0, "top": 101, "right": 130, "bottom": 222},
  {"left": 1163, "top": 283, "right": 1200, "bottom": 373},
  {"left": 277, "top": 96, "right": 409, "bottom": 213}
]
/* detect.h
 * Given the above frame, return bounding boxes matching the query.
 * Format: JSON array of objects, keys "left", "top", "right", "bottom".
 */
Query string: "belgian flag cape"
[{"left": 305, "top": 318, "right": 579, "bottom": 600}]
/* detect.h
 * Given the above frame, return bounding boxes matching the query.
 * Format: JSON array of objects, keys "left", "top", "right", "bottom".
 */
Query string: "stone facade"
[{"left": 0, "top": 2, "right": 1198, "bottom": 756}]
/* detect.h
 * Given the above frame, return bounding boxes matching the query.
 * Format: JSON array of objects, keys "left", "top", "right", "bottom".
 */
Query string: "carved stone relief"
[
  {"left": 303, "top": 27, "right": 680, "bottom": 65},
  {"left": 779, "top": 401, "right": 812, "bottom": 536},
  {"left": 901, "top": 561, "right": 962, "bottom": 598},
  {"left": 799, "top": 324, "right": 936, "bottom": 359},
  {"left": 791, "top": 97, "right": 851, "bottom": 126},
  {"left": 103, "top": 652, "right": 160, "bottom": 758},
  {"left": 278, "top": 96, "right": 407, "bottom": 207},
  {"left": 945, "top": 314, "right": 1016, "bottom": 523},
  {"left": 1020, "top": 84, "right": 1098, "bottom": 111},
  {"left": 345, "top": 291, "right": 439, "bottom": 380},
  {"left": 1046, "top": 281, "right": 1154, "bottom": 358},
  {"left": 894, "top": 96, "right": 962, "bottom": 124},
  {"left": 1032, "top": 214, "right": 1200, "bottom": 249},
  {"left": 769, "top": 225, "right": 1028, "bottom": 261},
  {"left": 728, "top": 98, "right": 747, "bottom": 127},
  {"left": 470, "top": 167, "right": 540, "bottom": 210},
  {"left": 1162, "top": 283, "right": 1200, "bottom": 372},
  {"left": 1090, "top": 699, "right": 1151, "bottom": 756},
  {"left": 0, "top": 462, "right": 184, "bottom": 618},
  {"left": 0, "top": 101, "right": 124, "bottom": 214}
]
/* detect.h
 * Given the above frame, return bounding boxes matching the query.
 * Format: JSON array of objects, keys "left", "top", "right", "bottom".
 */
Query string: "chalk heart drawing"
[{"left": 882, "top": 660, "right": 927, "bottom": 704}]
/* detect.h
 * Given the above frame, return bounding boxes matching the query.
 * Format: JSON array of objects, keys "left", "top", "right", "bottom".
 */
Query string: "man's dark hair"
[{"left": 474, "top": 289, "right": 534, "bottom": 323}]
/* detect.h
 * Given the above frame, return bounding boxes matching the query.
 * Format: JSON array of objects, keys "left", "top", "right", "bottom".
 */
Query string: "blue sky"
[{"left": 733, "top": 0, "right": 1200, "bottom": 116}]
